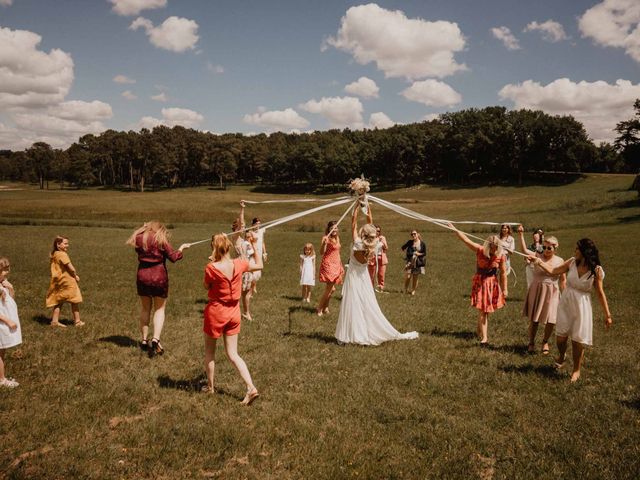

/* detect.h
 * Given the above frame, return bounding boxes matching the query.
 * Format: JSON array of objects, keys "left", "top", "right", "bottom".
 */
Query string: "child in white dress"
[
  {"left": 0, "top": 257, "right": 21, "bottom": 388},
  {"left": 299, "top": 243, "right": 316, "bottom": 303}
]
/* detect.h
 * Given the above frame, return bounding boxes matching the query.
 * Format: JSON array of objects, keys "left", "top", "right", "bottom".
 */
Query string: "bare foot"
[
  {"left": 74, "top": 320, "right": 85, "bottom": 327},
  {"left": 541, "top": 343, "right": 550, "bottom": 355},
  {"left": 554, "top": 356, "right": 566, "bottom": 369},
  {"left": 201, "top": 385, "right": 215, "bottom": 394},
  {"left": 51, "top": 321, "right": 67, "bottom": 328},
  {"left": 241, "top": 388, "right": 259, "bottom": 406},
  {"left": 570, "top": 371, "right": 581, "bottom": 383},
  {"left": 242, "top": 313, "right": 252, "bottom": 321},
  {"left": 316, "top": 309, "right": 323, "bottom": 317},
  {"left": 323, "top": 307, "right": 329, "bottom": 315}
]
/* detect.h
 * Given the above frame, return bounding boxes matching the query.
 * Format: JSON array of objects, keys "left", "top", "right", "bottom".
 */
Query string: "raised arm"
[
  {"left": 500, "top": 259, "right": 508, "bottom": 298},
  {"left": 247, "top": 238, "right": 264, "bottom": 272},
  {"left": 532, "top": 256, "right": 571, "bottom": 276},
  {"left": 594, "top": 268, "right": 612, "bottom": 328},
  {"left": 351, "top": 203, "right": 359, "bottom": 242},
  {"left": 239, "top": 200, "right": 246, "bottom": 230},
  {"left": 447, "top": 223, "right": 481, "bottom": 253},
  {"left": 516, "top": 225, "right": 534, "bottom": 255},
  {"left": 365, "top": 199, "right": 373, "bottom": 224}
]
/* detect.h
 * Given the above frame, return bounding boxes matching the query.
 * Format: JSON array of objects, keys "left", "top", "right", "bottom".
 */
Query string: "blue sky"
[{"left": 1, "top": 0, "right": 639, "bottom": 150}]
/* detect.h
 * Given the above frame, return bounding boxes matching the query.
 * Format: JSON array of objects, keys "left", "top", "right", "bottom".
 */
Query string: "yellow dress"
[{"left": 45, "top": 251, "right": 83, "bottom": 307}]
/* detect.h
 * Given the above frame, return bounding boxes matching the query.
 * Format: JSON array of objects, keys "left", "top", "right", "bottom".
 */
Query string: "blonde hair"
[
  {"left": 50, "top": 235, "right": 68, "bottom": 258},
  {"left": 0, "top": 257, "right": 9, "bottom": 303},
  {"left": 303, "top": 242, "right": 315, "bottom": 256},
  {"left": 482, "top": 235, "right": 504, "bottom": 259},
  {"left": 358, "top": 224, "right": 378, "bottom": 259},
  {"left": 126, "top": 221, "right": 170, "bottom": 251},
  {"left": 545, "top": 236, "right": 559, "bottom": 247},
  {"left": 211, "top": 234, "right": 233, "bottom": 262}
]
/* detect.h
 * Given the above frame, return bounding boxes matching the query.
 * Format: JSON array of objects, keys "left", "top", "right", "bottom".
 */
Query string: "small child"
[
  {"left": 0, "top": 257, "right": 22, "bottom": 388},
  {"left": 299, "top": 243, "right": 316, "bottom": 303},
  {"left": 46, "top": 236, "right": 84, "bottom": 327}
]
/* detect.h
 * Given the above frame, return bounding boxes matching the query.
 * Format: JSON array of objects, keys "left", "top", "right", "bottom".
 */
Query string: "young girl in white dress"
[
  {"left": 531, "top": 238, "right": 612, "bottom": 382},
  {"left": 299, "top": 243, "right": 316, "bottom": 303},
  {"left": 0, "top": 257, "right": 21, "bottom": 388},
  {"left": 335, "top": 202, "right": 419, "bottom": 346}
]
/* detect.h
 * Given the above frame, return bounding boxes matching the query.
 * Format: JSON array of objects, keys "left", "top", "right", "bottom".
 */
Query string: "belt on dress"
[
  {"left": 138, "top": 261, "right": 163, "bottom": 269},
  {"left": 476, "top": 268, "right": 497, "bottom": 277}
]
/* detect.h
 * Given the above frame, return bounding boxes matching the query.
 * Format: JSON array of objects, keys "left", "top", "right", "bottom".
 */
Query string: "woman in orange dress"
[
  {"left": 449, "top": 224, "right": 508, "bottom": 346},
  {"left": 46, "top": 236, "right": 84, "bottom": 327},
  {"left": 316, "top": 220, "right": 344, "bottom": 316},
  {"left": 202, "top": 233, "right": 263, "bottom": 405}
]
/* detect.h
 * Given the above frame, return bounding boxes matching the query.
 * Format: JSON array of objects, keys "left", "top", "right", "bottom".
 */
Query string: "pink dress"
[
  {"left": 470, "top": 247, "right": 506, "bottom": 313},
  {"left": 319, "top": 239, "right": 344, "bottom": 284},
  {"left": 523, "top": 254, "right": 564, "bottom": 324}
]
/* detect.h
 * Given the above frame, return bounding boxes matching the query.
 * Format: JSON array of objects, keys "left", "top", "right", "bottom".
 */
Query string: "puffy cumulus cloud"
[
  {"left": 368, "top": 112, "right": 395, "bottom": 129},
  {"left": 243, "top": 107, "right": 310, "bottom": 131},
  {"left": 113, "top": 74, "right": 135, "bottom": 84},
  {"left": 122, "top": 90, "right": 137, "bottom": 100},
  {"left": 491, "top": 26, "right": 521, "bottom": 50},
  {"left": 109, "top": 0, "right": 166, "bottom": 16},
  {"left": 421, "top": 113, "right": 441, "bottom": 122},
  {"left": 499, "top": 78, "right": 640, "bottom": 142},
  {"left": 133, "top": 107, "right": 204, "bottom": 130},
  {"left": 130, "top": 16, "right": 199, "bottom": 53},
  {"left": 0, "top": 26, "right": 74, "bottom": 109},
  {"left": 324, "top": 3, "right": 466, "bottom": 79},
  {"left": 300, "top": 96, "right": 364, "bottom": 129},
  {"left": 49, "top": 100, "right": 112, "bottom": 121},
  {"left": 344, "top": 76, "right": 379, "bottom": 98},
  {"left": 579, "top": 0, "right": 640, "bottom": 62},
  {"left": 523, "top": 20, "right": 567, "bottom": 42},
  {"left": 151, "top": 92, "right": 167, "bottom": 102},
  {"left": 401, "top": 79, "right": 462, "bottom": 107}
]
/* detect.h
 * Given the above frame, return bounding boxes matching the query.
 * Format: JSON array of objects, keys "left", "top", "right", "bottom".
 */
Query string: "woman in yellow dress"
[{"left": 46, "top": 236, "right": 84, "bottom": 327}]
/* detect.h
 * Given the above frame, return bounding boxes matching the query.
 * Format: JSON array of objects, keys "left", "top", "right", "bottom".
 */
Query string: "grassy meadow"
[{"left": 0, "top": 175, "right": 639, "bottom": 479}]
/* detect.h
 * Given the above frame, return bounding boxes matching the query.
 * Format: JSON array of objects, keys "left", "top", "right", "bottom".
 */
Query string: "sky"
[{"left": 0, "top": 0, "right": 639, "bottom": 151}]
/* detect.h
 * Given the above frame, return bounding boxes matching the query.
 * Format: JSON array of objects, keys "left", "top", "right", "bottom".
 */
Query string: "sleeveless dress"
[
  {"left": 319, "top": 239, "right": 344, "bottom": 284},
  {"left": 335, "top": 240, "right": 419, "bottom": 346},
  {"left": 300, "top": 254, "right": 316, "bottom": 286},
  {"left": 470, "top": 247, "right": 505, "bottom": 313},
  {"left": 523, "top": 254, "right": 564, "bottom": 325},
  {"left": 252, "top": 228, "right": 265, "bottom": 282},
  {"left": 0, "top": 285, "right": 22, "bottom": 349},
  {"left": 555, "top": 258, "right": 604, "bottom": 346}
]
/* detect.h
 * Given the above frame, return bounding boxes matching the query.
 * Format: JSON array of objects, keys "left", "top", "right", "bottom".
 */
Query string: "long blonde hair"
[
  {"left": 358, "top": 224, "right": 377, "bottom": 259},
  {"left": 126, "top": 221, "right": 170, "bottom": 251},
  {"left": 211, "top": 233, "right": 233, "bottom": 262},
  {"left": 0, "top": 257, "right": 9, "bottom": 303},
  {"left": 482, "top": 235, "right": 504, "bottom": 259}
]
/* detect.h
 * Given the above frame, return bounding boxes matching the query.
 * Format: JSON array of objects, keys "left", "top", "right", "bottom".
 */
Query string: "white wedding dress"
[{"left": 335, "top": 240, "right": 419, "bottom": 346}]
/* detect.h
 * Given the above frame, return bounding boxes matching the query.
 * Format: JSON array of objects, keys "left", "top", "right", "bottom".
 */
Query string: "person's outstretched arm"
[
  {"left": 532, "top": 256, "right": 571, "bottom": 276},
  {"left": 516, "top": 225, "right": 534, "bottom": 255},
  {"left": 447, "top": 223, "right": 481, "bottom": 253},
  {"left": 351, "top": 203, "right": 359, "bottom": 242}
]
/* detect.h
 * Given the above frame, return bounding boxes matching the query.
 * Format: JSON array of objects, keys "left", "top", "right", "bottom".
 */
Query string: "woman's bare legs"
[
  {"left": 570, "top": 340, "right": 585, "bottom": 382},
  {"left": 241, "top": 289, "right": 253, "bottom": 320},
  {"left": 316, "top": 282, "right": 335, "bottom": 315},
  {"left": 223, "top": 334, "right": 258, "bottom": 404},
  {"left": 151, "top": 297, "right": 167, "bottom": 341},
  {"left": 204, "top": 334, "right": 217, "bottom": 392},
  {"left": 477, "top": 312, "right": 488, "bottom": 343},
  {"left": 71, "top": 303, "right": 83, "bottom": 326},
  {"left": 555, "top": 335, "right": 568, "bottom": 367},
  {"left": 50, "top": 305, "right": 65, "bottom": 327},
  {"left": 410, "top": 274, "right": 419, "bottom": 295},
  {"left": 139, "top": 296, "right": 152, "bottom": 341}
]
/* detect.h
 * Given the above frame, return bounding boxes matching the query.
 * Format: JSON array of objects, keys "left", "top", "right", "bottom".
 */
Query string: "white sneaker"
[{"left": 0, "top": 378, "right": 19, "bottom": 388}]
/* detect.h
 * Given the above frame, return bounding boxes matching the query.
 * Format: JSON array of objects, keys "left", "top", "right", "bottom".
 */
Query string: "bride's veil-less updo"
[{"left": 359, "top": 224, "right": 377, "bottom": 259}]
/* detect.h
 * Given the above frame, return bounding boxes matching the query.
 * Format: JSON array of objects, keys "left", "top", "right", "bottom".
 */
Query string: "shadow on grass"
[
  {"left": 618, "top": 213, "right": 640, "bottom": 224},
  {"left": 157, "top": 374, "right": 238, "bottom": 399},
  {"left": 487, "top": 343, "right": 531, "bottom": 356},
  {"left": 621, "top": 398, "right": 640, "bottom": 411},
  {"left": 281, "top": 294, "right": 304, "bottom": 301},
  {"left": 429, "top": 328, "right": 475, "bottom": 341},
  {"left": 283, "top": 331, "right": 338, "bottom": 344},
  {"left": 98, "top": 335, "right": 138, "bottom": 348},
  {"left": 32, "top": 314, "right": 51, "bottom": 325},
  {"left": 499, "top": 363, "right": 562, "bottom": 380}
]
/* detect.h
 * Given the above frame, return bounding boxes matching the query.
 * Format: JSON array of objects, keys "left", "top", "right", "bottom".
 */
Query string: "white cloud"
[
  {"left": 344, "top": 76, "right": 379, "bottom": 98},
  {"left": 0, "top": 26, "right": 112, "bottom": 150},
  {"left": 122, "top": 90, "right": 137, "bottom": 100},
  {"left": 0, "top": 27, "right": 74, "bottom": 109},
  {"left": 421, "top": 113, "right": 441, "bottom": 122},
  {"left": 579, "top": 0, "right": 640, "bottom": 63},
  {"left": 524, "top": 20, "right": 567, "bottom": 42},
  {"left": 133, "top": 107, "right": 204, "bottom": 130},
  {"left": 324, "top": 3, "right": 466, "bottom": 80},
  {"left": 401, "top": 80, "right": 462, "bottom": 107},
  {"left": 499, "top": 78, "right": 640, "bottom": 142},
  {"left": 243, "top": 107, "right": 310, "bottom": 131},
  {"left": 113, "top": 74, "right": 135, "bottom": 84},
  {"left": 491, "top": 26, "right": 521, "bottom": 50},
  {"left": 151, "top": 92, "right": 167, "bottom": 102},
  {"left": 130, "top": 16, "right": 199, "bottom": 53},
  {"left": 300, "top": 96, "right": 364, "bottom": 129},
  {"left": 206, "top": 62, "right": 225, "bottom": 74},
  {"left": 109, "top": 0, "right": 166, "bottom": 16},
  {"left": 0, "top": 0, "right": 13, "bottom": 7},
  {"left": 368, "top": 112, "right": 395, "bottom": 129}
]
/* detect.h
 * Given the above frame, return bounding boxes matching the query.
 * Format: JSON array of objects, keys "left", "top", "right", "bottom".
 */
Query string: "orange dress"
[
  {"left": 319, "top": 239, "right": 344, "bottom": 284},
  {"left": 203, "top": 259, "right": 249, "bottom": 338},
  {"left": 470, "top": 247, "right": 505, "bottom": 313},
  {"left": 45, "top": 251, "right": 83, "bottom": 307}
]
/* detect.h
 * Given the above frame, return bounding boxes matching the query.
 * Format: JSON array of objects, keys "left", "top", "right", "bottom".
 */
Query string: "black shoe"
[
  {"left": 140, "top": 339, "right": 149, "bottom": 351},
  {"left": 150, "top": 338, "right": 164, "bottom": 357}
]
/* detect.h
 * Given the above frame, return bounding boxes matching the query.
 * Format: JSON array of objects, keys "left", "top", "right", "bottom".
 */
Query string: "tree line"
[{"left": 1, "top": 105, "right": 638, "bottom": 191}]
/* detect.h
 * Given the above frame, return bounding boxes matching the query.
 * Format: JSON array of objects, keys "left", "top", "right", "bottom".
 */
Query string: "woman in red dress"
[
  {"left": 316, "top": 220, "right": 344, "bottom": 316},
  {"left": 449, "top": 223, "right": 508, "bottom": 346},
  {"left": 127, "top": 222, "right": 190, "bottom": 356},
  {"left": 202, "top": 233, "right": 263, "bottom": 405}
]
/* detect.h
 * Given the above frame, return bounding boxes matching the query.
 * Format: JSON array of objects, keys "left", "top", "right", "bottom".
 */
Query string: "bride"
[{"left": 335, "top": 200, "right": 419, "bottom": 346}]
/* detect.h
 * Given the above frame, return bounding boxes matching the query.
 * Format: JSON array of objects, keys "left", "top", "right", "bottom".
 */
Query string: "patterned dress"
[
  {"left": 45, "top": 251, "right": 83, "bottom": 307},
  {"left": 470, "top": 247, "right": 506, "bottom": 313},
  {"left": 134, "top": 234, "right": 183, "bottom": 298},
  {"left": 319, "top": 239, "right": 344, "bottom": 284}
]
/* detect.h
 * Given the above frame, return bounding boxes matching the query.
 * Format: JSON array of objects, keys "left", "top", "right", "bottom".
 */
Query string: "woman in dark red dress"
[{"left": 127, "top": 222, "right": 190, "bottom": 356}]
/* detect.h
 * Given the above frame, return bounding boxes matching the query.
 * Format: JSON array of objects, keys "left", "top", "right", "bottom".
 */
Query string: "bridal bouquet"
[{"left": 349, "top": 176, "right": 370, "bottom": 214}]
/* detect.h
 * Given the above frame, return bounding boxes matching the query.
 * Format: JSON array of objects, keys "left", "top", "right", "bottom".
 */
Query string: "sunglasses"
[
  {"left": 411, "top": 233, "right": 417, "bottom": 236},
  {"left": 543, "top": 246, "right": 555, "bottom": 251}
]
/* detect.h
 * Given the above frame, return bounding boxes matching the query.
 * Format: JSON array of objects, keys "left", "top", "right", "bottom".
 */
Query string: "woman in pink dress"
[
  {"left": 368, "top": 225, "right": 388, "bottom": 292},
  {"left": 316, "top": 220, "right": 344, "bottom": 316},
  {"left": 449, "top": 223, "right": 508, "bottom": 346}
]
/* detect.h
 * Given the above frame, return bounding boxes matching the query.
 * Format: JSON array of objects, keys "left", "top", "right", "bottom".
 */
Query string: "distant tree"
[
  {"left": 27, "top": 142, "right": 54, "bottom": 189},
  {"left": 614, "top": 99, "right": 640, "bottom": 173}
]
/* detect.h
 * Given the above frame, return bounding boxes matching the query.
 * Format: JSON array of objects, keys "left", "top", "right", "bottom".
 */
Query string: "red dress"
[
  {"left": 135, "top": 234, "right": 183, "bottom": 298},
  {"left": 471, "top": 247, "right": 506, "bottom": 313},
  {"left": 203, "top": 259, "right": 249, "bottom": 338},
  {"left": 319, "top": 239, "right": 344, "bottom": 284}
]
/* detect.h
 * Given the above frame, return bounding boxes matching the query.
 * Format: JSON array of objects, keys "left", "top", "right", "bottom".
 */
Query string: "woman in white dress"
[
  {"left": 531, "top": 238, "right": 612, "bottom": 382},
  {"left": 335, "top": 202, "right": 419, "bottom": 346}
]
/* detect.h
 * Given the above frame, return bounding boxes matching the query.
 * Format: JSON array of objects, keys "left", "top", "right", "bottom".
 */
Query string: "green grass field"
[{"left": 0, "top": 175, "right": 638, "bottom": 479}]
